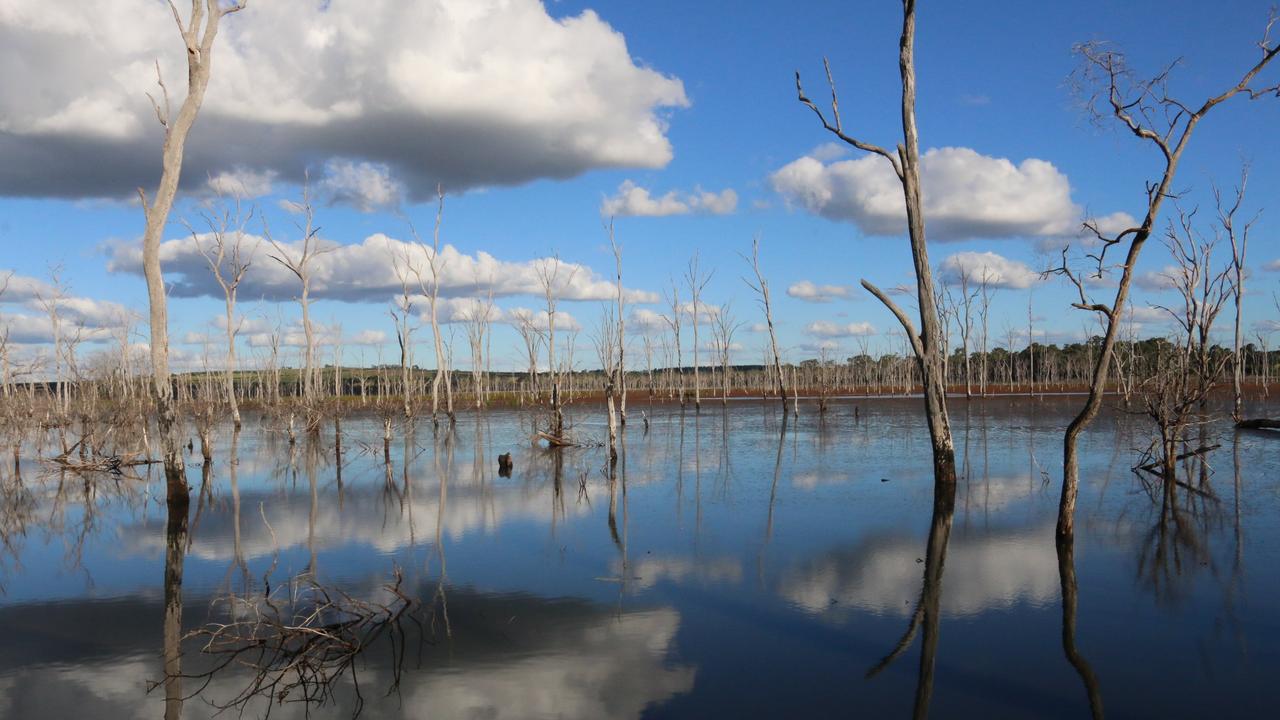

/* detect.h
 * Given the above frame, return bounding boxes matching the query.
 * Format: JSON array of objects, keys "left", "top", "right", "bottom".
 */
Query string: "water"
[{"left": 0, "top": 396, "right": 1277, "bottom": 718}]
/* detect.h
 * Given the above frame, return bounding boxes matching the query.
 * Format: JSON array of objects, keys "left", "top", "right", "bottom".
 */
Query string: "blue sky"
[{"left": 1, "top": 0, "right": 1277, "bottom": 371}]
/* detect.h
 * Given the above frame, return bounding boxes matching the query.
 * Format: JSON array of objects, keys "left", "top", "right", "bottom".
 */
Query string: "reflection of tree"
[
  {"left": 1134, "top": 451, "right": 1220, "bottom": 606},
  {"left": 1057, "top": 535, "right": 1105, "bottom": 719},
  {"left": 161, "top": 468, "right": 190, "bottom": 720},
  {"left": 181, "top": 564, "right": 416, "bottom": 717},
  {"left": 866, "top": 479, "right": 955, "bottom": 720}
]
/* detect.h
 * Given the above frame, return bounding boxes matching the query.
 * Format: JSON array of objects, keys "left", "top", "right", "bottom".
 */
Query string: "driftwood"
[
  {"left": 535, "top": 431, "right": 579, "bottom": 448},
  {"left": 1236, "top": 418, "right": 1280, "bottom": 430},
  {"left": 43, "top": 438, "right": 158, "bottom": 474}
]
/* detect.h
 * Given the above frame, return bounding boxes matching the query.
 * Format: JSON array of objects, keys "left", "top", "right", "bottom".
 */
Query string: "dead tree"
[
  {"left": 954, "top": 268, "right": 977, "bottom": 398},
  {"left": 409, "top": 186, "right": 454, "bottom": 426},
  {"left": 685, "top": 253, "right": 713, "bottom": 411},
  {"left": 743, "top": 237, "right": 787, "bottom": 408},
  {"left": 536, "top": 255, "right": 576, "bottom": 439},
  {"left": 978, "top": 270, "right": 994, "bottom": 397},
  {"left": 797, "top": 0, "right": 956, "bottom": 483},
  {"left": 386, "top": 238, "right": 417, "bottom": 422},
  {"left": 1215, "top": 165, "right": 1259, "bottom": 423},
  {"left": 191, "top": 196, "right": 256, "bottom": 429},
  {"left": 1047, "top": 19, "right": 1278, "bottom": 539},
  {"left": 514, "top": 309, "right": 543, "bottom": 405},
  {"left": 265, "top": 181, "right": 333, "bottom": 407},
  {"left": 662, "top": 281, "right": 685, "bottom": 405},
  {"left": 608, "top": 220, "right": 628, "bottom": 426},
  {"left": 711, "top": 301, "right": 743, "bottom": 404},
  {"left": 593, "top": 305, "right": 620, "bottom": 464},
  {"left": 140, "top": 0, "right": 245, "bottom": 481},
  {"left": 464, "top": 278, "right": 496, "bottom": 410},
  {"left": 1140, "top": 206, "right": 1231, "bottom": 478}
]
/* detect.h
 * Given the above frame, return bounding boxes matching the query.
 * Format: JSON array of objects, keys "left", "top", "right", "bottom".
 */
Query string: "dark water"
[{"left": 0, "top": 396, "right": 1277, "bottom": 718}]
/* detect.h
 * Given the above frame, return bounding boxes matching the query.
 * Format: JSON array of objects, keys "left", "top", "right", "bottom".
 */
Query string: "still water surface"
[{"left": 0, "top": 396, "right": 1277, "bottom": 718}]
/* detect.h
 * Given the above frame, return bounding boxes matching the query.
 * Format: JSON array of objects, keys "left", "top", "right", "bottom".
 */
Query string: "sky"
[{"left": 1, "top": 0, "right": 1278, "bottom": 373}]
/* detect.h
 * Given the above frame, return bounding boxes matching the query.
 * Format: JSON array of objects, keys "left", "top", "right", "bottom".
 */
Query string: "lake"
[{"left": 0, "top": 395, "right": 1276, "bottom": 718}]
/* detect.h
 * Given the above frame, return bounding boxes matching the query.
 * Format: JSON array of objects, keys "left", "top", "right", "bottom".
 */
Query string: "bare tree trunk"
[
  {"left": 686, "top": 253, "right": 713, "bottom": 412},
  {"left": 1217, "top": 167, "right": 1256, "bottom": 423},
  {"left": 745, "top": 237, "right": 788, "bottom": 409},
  {"left": 1051, "top": 30, "right": 1277, "bottom": 539},
  {"left": 799, "top": 0, "right": 955, "bottom": 483},
  {"left": 609, "top": 221, "right": 628, "bottom": 426},
  {"left": 141, "top": 0, "right": 244, "bottom": 480}
]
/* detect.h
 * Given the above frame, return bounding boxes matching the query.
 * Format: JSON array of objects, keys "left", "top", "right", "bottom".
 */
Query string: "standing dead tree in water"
[
  {"left": 266, "top": 181, "right": 334, "bottom": 410},
  {"left": 608, "top": 220, "right": 628, "bottom": 426},
  {"left": 953, "top": 268, "right": 978, "bottom": 398},
  {"left": 977, "top": 270, "right": 995, "bottom": 397},
  {"left": 743, "top": 237, "right": 787, "bottom": 408},
  {"left": 387, "top": 238, "right": 418, "bottom": 422},
  {"left": 513, "top": 309, "right": 544, "bottom": 405},
  {"left": 797, "top": 0, "right": 956, "bottom": 484},
  {"left": 662, "top": 280, "right": 685, "bottom": 405},
  {"left": 191, "top": 196, "right": 256, "bottom": 430},
  {"left": 1216, "top": 166, "right": 1259, "bottom": 424},
  {"left": 463, "top": 280, "right": 496, "bottom": 410},
  {"left": 1047, "top": 19, "right": 1278, "bottom": 539},
  {"left": 410, "top": 186, "right": 454, "bottom": 426},
  {"left": 1139, "top": 207, "right": 1231, "bottom": 480},
  {"left": 536, "top": 255, "right": 576, "bottom": 440},
  {"left": 685, "top": 253, "right": 713, "bottom": 411},
  {"left": 593, "top": 305, "right": 621, "bottom": 464},
  {"left": 711, "top": 302, "right": 743, "bottom": 405},
  {"left": 138, "top": 0, "right": 244, "bottom": 490}
]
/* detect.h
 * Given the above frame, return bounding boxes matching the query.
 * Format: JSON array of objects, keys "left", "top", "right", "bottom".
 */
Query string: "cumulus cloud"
[
  {"left": 786, "top": 280, "right": 853, "bottom": 303},
  {"left": 316, "top": 159, "right": 403, "bottom": 212},
  {"left": 205, "top": 167, "right": 277, "bottom": 198},
  {"left": 629, "top": 308, "right": 670, "bottom": 334},
  {"left": 506, "top": 306, "right": 581, "bottom": 333},
  {"left": 600, "top": 180, "right": 737, "bottom": 217},
  {"left": 940, "top": 251, "right": 1041, "bottom": 289},
  {"left": 0, "top": 270, "right": 134, "bottom": 344},
  {"left": 1134, "top": 266, "right": 1179, "bottom": 292},
  {"left": 799, "top": 339, "right": 842, "bottom": 353},
  {"left": 0, "top": 0, "right": 689, "bottom": 200},
  {"left": 804, "top": 320, "right": 875, "bottom": 338},
  {"left": 770, "top": 147, "right": 1088, "bottom": 240},
  {"left": 106, "top": 234, "right": 658, "bottom": 305}
]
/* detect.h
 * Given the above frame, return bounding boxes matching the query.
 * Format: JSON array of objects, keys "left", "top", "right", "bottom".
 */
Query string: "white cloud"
[
  {"left": 799, "top": 339, "right": 842, "bottom": 353},
  {"left": 0, "top": 0, "right": 689, "bottom": 199},
  {"left": 804, "top": 320, "right": 875, "bottom": 338},
  {"left": 940, "top": 251, "right": 1041, "bottom": 289},
  {"left": 1134, "top": 266, "right": 1179, "bottom": 292},
  {"left": 205, "top": 167, "right": 277, "bottom": 198},
  {"left": 1086, "top": 211, "right": 1139, "bottom": 239},
  {"left": 506, "top": 306, "right": 581, "bottom": 333},
  {"left": 241, "top": 321, "right": 386, "bottom": 349},
  {"left": 317, "top": 158, "right": 402, "bottom": 212},
  {"left": 770, "top": 147, "right": 1087, "bottom": 240},
  {"left": 600, "top": 180, "right": 737, "bottom": 217},
  {"left": 786, "top": 280, "right": 852, "bottom": 303},
  {"left": 1264, "top": 259, "right": 1280, "bottom": 272},
  {"left": 807, "top": 142, "right": 850, "bottom": 163},
  {"left": 106, "top": 234, "right": 659, "bottom": 305},
  {"left": 629, "top": 308, "right": 670, "bottom": 334},
  {"left": 0, "top": 270, "right": 134, "bottom": 344}
]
